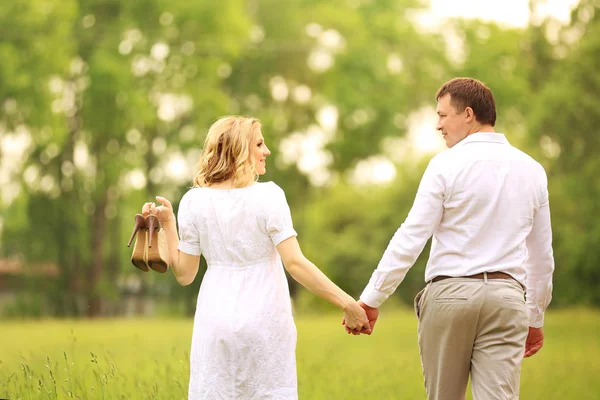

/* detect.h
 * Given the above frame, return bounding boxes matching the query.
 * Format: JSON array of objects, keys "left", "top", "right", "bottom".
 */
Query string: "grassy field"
[{"left": 0, "top": 308, "right": 599, "bottom": 399}]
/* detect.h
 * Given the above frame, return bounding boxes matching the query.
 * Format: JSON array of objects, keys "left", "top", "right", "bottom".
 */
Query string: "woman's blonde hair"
[{"left": 193, "top": 116, "right": 262, "bottom": 188}]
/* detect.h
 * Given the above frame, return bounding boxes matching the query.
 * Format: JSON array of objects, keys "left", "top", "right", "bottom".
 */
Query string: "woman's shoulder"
[
  {"left": 179, "top": 187, "right": 204, "bottom": 204},
  {"left": 255, "top": 181, "right": 285, "bottom": 196},
  {"left": 253, "top": 182, "right": 292, "bottom": 210},
  {"left": 182, "top": 186, "right": 203, "bottom": 196}
]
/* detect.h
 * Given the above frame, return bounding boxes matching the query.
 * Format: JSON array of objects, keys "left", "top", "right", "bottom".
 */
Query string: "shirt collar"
[{"left": 454, "top": 132, "right": 509, "bottom": 147}]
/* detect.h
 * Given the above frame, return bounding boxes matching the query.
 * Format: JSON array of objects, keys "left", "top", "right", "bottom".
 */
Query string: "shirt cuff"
[
  {"left": 528, "top": 310, "right": 545, "bottom": 328},
  {"left": 360, "top": 287, "right": 388, "bottom": 308}
]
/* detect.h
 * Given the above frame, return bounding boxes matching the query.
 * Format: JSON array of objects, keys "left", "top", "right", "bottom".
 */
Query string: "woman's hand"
[
  {"left": 342, "top": 301, "right": 371, "bottom": 335},
  {"left": 142, "top": 196, "right": 175, "bottom": 227}
]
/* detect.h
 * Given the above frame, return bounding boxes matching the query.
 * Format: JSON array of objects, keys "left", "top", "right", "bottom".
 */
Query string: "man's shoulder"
[
  {"left": 428, "top": 149, "right": 452, "bottom": 165},
  {"left": 506, "top": 145, "right": 547, "bottom": 173},
  {"left": 432, "top": 140, "right": 546, "bottom": 176},
  {"left": 507, "top": 143, "right": 536, "bottom": 160},
  {"left": 428, "top": 146, "right": 469, "bottom": 171}
]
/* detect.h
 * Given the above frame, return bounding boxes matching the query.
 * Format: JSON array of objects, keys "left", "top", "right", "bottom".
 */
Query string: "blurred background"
[{"left": 1, "top": 0, "right": 598, "bottom": 319}]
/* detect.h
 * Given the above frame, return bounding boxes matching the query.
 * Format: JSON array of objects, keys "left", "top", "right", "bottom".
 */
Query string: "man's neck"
[
  {"left": 467, "top": 124, "right": 495, "bottom": 136},
  {"left": 454, "top": 124, "right": 497, "bottom": 147}
]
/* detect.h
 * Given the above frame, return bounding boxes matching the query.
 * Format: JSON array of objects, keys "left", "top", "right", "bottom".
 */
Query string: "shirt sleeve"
[
  {"left": 177, "top": 190, "right": 201, "bottom": 256},
  {"left": 360, "top": 156, "right": 446, "bottom": 308},
  {"left": 266, "top": 183, "right": 297, "bottom": 246},
  {"left": 525, "top": 168, "right": 555, "bottom": 328}
]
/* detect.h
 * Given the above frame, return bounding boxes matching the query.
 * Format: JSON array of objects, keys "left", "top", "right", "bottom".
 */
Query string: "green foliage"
[
  {"left": 1, "top": 291, "right": 47, "bottom": 318},
  {"left": 296, "top": 159, "right": 430, "bottom": 306}
]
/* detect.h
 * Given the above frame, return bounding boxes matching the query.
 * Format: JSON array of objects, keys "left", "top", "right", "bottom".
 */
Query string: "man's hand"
[
  {"left": 359, "top": 301, "right": 379, "bottom": 334},
  {"left": 524, "top": 327, "right": 544, "bottom": 358}
]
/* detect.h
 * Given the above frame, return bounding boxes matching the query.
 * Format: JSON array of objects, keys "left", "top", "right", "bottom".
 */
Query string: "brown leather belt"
[{"left": 431, "top": 271, "right": 515, "bottom": 283}]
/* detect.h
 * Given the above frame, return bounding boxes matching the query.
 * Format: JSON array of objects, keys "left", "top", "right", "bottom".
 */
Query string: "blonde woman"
[{"left": 142, "top": 116, "right": 370, "bottom": 399}]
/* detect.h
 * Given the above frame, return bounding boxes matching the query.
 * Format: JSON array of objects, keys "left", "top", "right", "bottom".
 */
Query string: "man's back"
[{"left": 426, "top": 132, "right": 548, "bottom": 283}]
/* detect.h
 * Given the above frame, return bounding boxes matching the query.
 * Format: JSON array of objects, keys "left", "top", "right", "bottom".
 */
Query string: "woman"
[{"left": 142, "top": 116, "right": 370, "bottom": 399}]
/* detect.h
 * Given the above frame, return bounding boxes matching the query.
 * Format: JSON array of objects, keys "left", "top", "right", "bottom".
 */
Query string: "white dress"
[{"left": 177, "top": 182, "right": 298, "bottom": 400}]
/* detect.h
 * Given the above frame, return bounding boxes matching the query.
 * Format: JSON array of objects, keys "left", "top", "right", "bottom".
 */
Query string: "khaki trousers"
[{"left": 414, "top": 277, "right": 528, "bottom": 400}]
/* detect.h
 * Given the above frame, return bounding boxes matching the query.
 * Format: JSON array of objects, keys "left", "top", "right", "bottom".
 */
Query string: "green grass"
[{"left": 0, "top": 308, "right": 599, "bottom": 399}]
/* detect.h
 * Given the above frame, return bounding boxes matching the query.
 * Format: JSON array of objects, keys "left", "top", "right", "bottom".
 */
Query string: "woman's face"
[{"left": 252, "top": 130, "right": 271, "bottom": 175}]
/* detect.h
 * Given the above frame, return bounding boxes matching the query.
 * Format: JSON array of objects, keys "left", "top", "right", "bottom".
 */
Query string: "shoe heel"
[
  {"left": 129, "top": 214, "right": 149, "bottom": 272},
  {"left": 147, "top": 214, "right": 159, "bottom": 248},
  {"left": 127, "top": 214, "right": 145, "bottom": 247},
  {"left": 146, "top": 215, "right": 169, "bottom": 273}
]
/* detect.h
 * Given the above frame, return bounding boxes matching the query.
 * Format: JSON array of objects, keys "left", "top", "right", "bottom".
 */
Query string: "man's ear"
[{"left": 465, "top": 106, "right": 475, "bottom": 123}]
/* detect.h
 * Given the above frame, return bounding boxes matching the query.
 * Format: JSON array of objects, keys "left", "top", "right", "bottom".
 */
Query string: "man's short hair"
[{"left": 436, "top": 77, "right": 496, "bottom": 126}]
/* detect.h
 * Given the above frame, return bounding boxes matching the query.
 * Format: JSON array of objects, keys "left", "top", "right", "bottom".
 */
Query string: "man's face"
[{"left": 436, "top": 94, "right": 469, "bottom": 148}]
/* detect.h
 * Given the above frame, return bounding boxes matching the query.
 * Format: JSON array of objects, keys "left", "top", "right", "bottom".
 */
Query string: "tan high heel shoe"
[
  {"left": 128, "top": 214, "right": 149, "bottom": 272},
  {"left": 146, "top": 214, "right": 170, "bottom": 273}
]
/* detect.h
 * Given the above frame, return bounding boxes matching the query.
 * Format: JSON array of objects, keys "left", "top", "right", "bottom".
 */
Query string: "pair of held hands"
[{"left": 342, "top": 301, "right": 379, "bottom": 336}]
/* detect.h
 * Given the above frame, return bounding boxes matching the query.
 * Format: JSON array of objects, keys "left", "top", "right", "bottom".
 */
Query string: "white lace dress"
[{"left": 177, "top": 182, "right": 298, "bottom": 400}]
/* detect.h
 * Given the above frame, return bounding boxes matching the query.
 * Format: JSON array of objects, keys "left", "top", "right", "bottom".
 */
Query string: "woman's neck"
[{"left": 207, "top": 178, "right": 235, "bottom": 189}]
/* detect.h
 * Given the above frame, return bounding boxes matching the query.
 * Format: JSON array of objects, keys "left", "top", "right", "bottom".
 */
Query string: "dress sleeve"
[
  {"left": 266, "top": 183, "right": 297, "bottom": 246},
  {"left": 177, "top": 190, "right": 201, "bottom": 256}
]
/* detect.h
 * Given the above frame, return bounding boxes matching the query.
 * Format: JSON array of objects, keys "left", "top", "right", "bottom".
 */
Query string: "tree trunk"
[
  {"left": 87, "top": 195, "right": 107, "bottom": 317},
  {"left": 108, "top": 200, "right": 121, "bottom": 316},
  {"left": 55, "top": 79, "right": 82, "bottom": 317}
]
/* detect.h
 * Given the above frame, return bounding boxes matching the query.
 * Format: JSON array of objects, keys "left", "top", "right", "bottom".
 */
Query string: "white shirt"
[{"left": 360, "top": 132, "right": 554, "bottom": 328}]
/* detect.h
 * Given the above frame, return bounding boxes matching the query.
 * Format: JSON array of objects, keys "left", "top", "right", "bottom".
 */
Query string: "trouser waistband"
[{"left": 431, "top": 271, "right": 523, "bottom": 289}]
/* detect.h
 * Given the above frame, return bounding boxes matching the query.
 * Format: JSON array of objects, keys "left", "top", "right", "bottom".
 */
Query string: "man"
[{"left": 357, "top": 77, "right": 554, "bottom": 399}]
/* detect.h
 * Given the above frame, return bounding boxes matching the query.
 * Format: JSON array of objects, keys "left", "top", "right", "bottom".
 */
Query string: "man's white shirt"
[{"left": 360, "top": 132, "right": 554, "bottom": 328}]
